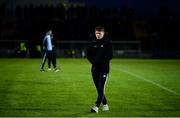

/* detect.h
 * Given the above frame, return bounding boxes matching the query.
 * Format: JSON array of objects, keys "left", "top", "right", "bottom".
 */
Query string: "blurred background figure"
[
  {"left": 40, "top": 29, "right": 59, "bottom": 72},
  {"left": 16, "top": 41, "right": 27, "bottom": 58}
]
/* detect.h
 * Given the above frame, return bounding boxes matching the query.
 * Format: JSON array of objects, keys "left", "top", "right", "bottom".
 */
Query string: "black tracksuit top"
[{"left": 87, "top": 38, "right": 113, "bottom": 73}]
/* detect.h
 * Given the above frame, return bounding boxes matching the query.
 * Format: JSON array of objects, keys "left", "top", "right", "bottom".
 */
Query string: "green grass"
[{"left": 0, "top": 58, "right": 180, "bottom": 117}]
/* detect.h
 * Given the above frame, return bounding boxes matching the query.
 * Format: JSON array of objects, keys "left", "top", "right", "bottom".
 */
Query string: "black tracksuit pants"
[
  {"left": 92, "top": 69, "right": 108, "bottom": 107},
  {"left": 41, "top": 50, "right": 56, "bottom": 69}
]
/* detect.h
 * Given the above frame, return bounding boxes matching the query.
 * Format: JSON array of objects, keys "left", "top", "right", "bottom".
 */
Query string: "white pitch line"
[{"left": 113, "top": 67, "right": 180, "bottom": 95}]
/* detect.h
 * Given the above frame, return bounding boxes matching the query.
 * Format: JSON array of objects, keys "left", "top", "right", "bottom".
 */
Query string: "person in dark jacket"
[{"left": 87, "top": 25, "right": 113, "bottom": 113}]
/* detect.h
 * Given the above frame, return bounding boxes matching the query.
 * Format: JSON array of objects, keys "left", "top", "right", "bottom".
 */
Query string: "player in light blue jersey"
[{"left": 40, "top": 30, "right": 59, "bottom": 72}]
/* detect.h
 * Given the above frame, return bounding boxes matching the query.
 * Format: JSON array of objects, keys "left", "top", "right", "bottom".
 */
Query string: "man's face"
[
  {"left": 49, "top": 30, "right": 52, "bottom": 35},
  {"left": 95, "top": 30, "right": 105, "bottom": 40}
]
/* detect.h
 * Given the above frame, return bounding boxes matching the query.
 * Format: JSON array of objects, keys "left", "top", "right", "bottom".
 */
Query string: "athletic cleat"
[
  {"left": 91, "top": 106, "right": 99, "bottom": 113},
  {"left": 48, "top": 68, "right": 52, "bottom": 71},
  {"left": 102, "top": 104, "right": 109, "bottom": 111},
  {"left": 54, "top": 68, "right": 59, "bottom": 72}
]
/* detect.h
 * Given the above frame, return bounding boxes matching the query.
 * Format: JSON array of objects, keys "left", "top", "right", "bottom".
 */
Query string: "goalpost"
[{"left": 112, "top": 41, "right": 142, "bottom": 57}]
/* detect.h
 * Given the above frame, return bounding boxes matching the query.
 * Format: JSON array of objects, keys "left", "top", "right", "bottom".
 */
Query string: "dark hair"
[{"left": 95, "top": 25, "right": 105, "bottom": 32}]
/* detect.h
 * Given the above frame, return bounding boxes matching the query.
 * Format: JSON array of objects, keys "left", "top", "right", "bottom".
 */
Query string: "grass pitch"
[{"left": 0, "top": 58, "right": 180, "bottom": 117}]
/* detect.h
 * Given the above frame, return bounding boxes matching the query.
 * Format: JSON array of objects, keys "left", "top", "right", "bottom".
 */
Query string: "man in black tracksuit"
[{"left": 87, "top": 26, "right": 112, "bottom": 113}]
